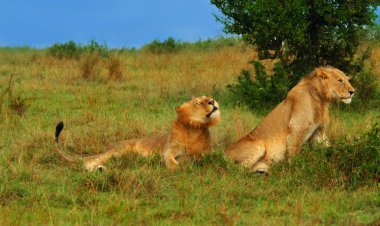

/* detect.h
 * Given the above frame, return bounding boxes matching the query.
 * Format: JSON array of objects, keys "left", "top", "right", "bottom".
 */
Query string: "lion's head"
[
  {"left": 175, "top": 96, "right": 221, "bottom": 128},
  {"left": 312, "top": 67, "right": 355, "bottom": 104}
]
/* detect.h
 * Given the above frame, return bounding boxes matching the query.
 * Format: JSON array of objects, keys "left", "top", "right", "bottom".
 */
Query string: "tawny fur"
[
  {"left": 225, "top": 66, "right": 355, "bottom": 173},
  {"left": 55, "top": 96, "right": 221, "bottom": 171}
]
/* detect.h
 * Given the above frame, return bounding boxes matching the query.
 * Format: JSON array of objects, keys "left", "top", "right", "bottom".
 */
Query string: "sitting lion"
[
  {"left": 54, "top": 96, "right": 221, "bottom": 171},
  {"left": 225, "top": 66, "right": 355, "bottom": 173}
]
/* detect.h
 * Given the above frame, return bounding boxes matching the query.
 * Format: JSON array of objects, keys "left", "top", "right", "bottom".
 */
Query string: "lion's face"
[
  {"left": 317, "top": 67, "right": 355, "bottom": 104},
  {"left": 176, "top": 96, "right": 221, "bottom": 128}
]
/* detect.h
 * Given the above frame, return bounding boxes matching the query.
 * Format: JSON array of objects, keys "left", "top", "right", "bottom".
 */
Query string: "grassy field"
[{"left": 0, "top": 43, "right": 379, "bottom": 225}]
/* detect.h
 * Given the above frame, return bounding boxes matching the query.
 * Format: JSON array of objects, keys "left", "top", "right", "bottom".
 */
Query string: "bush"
[
  {"left": 48, "top": 40, "right": 109, "bottom": 59},
  {"left": 273, "top": 123, "right": 380, "bottom": 190},
  {"left": 144, "top": 37, "right": 182, "bottom": 54},
  {"left": 142, "top": 37, "right": 242, "bottom": 53},
  {"left": 350, "top": 68, "right": 380, "bottom": 109},
  {"left": 48, "top": 41, "right": 80, "bottom": 59},
  {"left": 82, "top": 40, "right": 109, "bottom": 58},
  {"left": 227, "top": 61, "right": 290, "bottom": 110},
  {"left": 192, "top": 37, "right": 242, "bottom": 50},
  {"left": 326, "top": 123, "right": 380, "bottom": 189}
]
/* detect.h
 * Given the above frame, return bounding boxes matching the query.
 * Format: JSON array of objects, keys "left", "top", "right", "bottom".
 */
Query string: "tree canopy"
[{"left": 211, "top": 0, "right": 380, "bottom": 79}]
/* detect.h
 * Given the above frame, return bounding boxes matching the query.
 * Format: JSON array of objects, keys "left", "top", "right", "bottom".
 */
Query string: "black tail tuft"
[{"left": 55, "top": 121, "right": 64, "bottom": 142}]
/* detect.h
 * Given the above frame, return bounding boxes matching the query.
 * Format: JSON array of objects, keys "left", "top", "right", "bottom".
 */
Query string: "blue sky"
[
  {"left": 0, "top": 1, "right": 379, "bottom": 49},
  {"left": 0, "top": 0, "right": 225, "bottom": 48}
]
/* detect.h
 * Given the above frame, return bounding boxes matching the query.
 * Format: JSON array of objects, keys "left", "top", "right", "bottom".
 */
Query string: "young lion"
[
  {"left": 55, "top": 96, "right": 221, "bottom": 171},
  {"left": 225, "top": 66, "right": 355, "bottom": 173}
]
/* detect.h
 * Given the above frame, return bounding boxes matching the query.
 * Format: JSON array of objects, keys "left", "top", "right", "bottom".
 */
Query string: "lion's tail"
[{"left": 54, "top": 121, "right": 78, "bottom": 163}]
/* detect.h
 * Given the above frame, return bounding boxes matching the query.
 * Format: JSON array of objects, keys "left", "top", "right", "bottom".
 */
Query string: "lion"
[
  {"left": 225, "top": 66, "right": 355, "bottom": 173},
  {"left": 54, "top": 96, "right": 221, "bottom": 171}
]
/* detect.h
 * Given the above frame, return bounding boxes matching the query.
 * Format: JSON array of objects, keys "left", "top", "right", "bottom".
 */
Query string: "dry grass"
[
  {"left": 106, "top": 54, "right": 124, "bottom": 80},
  {"left": 80, "top": 53, "right": 101, "bottom": 79}
]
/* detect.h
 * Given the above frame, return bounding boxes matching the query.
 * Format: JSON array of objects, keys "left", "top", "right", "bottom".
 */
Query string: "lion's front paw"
[
  {"left": 84, "top": 162, "right": 101, "bottom": 172},
  {"left": 97, "top": 165, "right": 106, "bottom": 172},
  {"left": 252, "top": 162, "right": 269, "bottom": 174},
  {"left": 165, "top": 156, "right": 179, "bottom": 169}
]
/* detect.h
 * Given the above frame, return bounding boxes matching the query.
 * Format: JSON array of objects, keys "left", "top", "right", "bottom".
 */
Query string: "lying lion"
[
  {"left": 54, "top": 96, "right": 221, "bottom": 171},
  {"left": 225, "top": 66, "right": 355, "bottom": 173}
]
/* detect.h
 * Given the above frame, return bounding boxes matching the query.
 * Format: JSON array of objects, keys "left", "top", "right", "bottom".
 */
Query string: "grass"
[{"left": 0, "top": 43, "right": 379, "bottom": 225}]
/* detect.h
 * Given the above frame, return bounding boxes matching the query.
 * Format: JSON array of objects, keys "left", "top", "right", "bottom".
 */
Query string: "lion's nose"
[
  {"left": 348, "top": 90, "right": 355, "bottom": 95},
  {"left": 208, "top": 100, "right": 215, "bottom": 105}
]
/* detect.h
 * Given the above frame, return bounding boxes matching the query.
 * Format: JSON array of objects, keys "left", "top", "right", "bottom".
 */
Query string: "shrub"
[
  {"left": 273, "top": 123, "right": 380, "bottom": 190},
  {"left": 82, "top": 40, "right": 109, "bottom": 58},
  {"left": 326, "top": 123, "right": 380, "bottom": 189},
  {"left": 48, "top": 40, "right": 108, "bottom": 59},
  {"left": 227, "top": 61, "right": 290, "bottom": 110},
  {"left": 142, "top": 37, "right": 242, "bottom": 53},
  {"left": 350, "top": 68, "right": 380, "bottom": 109},
  {"left": 192, "top": 37, "right": 242, "bottom": 50},
  {"left": 48, "top": 41, "right": 81, "bottom": 59},
  {"left": 143, "top": 37, "right": 182, "bottom": 54}
]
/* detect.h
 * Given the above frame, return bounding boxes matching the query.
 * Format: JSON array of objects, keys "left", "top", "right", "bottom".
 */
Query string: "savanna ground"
[{"left": 0, "top": 40, "right": 379, "bottom": 225}]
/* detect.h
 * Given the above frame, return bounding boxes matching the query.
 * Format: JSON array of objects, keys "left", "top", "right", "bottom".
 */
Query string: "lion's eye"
[
  {"left": 195, "top": 102, "right": 202, "bottom": 105},
  {"left": 338, "top": 79, "right": 344, "bottom": 84}
]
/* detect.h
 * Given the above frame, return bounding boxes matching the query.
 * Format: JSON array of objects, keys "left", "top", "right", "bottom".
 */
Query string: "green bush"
[
  {"left": 48, "top": 41, "right": 79, "bottom": 59},
  {"left": 144, "top": 37, "right": 182, "bottom": 54},
  {"left": 48, "top": 40, "right": 109, "bottom": 59},
  {"left": 227, "top": 61, "right": 290, "bottom": 110},
  {"left": 351, "top": 68, "right": 380, "bottom": 109},
  {"left": 192, "top": 37, "right": 242, "bottom": 50},
  {"left": 82, "top": 40, "right": 109, "bottom": 57},
  {"left": 142, "top": 37, "right": 242, "bottom": 53},
  {"left": 326, "top": 123, "right": 380, "bottom": 189},
  {"left": 273, "top": 123, "right": 380, "bottom": 190}
]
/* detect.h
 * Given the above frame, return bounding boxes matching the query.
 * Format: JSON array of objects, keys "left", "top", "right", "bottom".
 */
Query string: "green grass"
[{"left": 0, "top": 46, "right": 379, "bottom": 225}]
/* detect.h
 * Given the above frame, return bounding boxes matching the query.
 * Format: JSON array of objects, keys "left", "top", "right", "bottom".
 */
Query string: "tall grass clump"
[
  {"left": 81, "top": 53, "right": 101, "bottom": 79},
  {"left": 106, "top": 54, "right": 124, "bottom": 80},
  {"left": 0, "top": 75, "right": 28, "bottom": 116},
  {"left": 227, "top": 61, "right": 290, "bottom": 110}
]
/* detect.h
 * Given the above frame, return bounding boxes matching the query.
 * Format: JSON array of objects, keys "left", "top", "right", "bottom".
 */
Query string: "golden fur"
[
  {"left": 55, "top": 96, "right": 221, "bottom": 171},
  {"left": 225, "top": 67, "right": 355, "bottom": 173}
]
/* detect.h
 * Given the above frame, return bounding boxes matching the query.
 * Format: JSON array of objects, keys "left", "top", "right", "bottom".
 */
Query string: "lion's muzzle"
[{"left": 206, "top": 106, "right": 218, "bottom": 118}]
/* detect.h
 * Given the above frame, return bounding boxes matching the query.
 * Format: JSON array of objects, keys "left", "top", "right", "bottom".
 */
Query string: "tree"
[{"left": 211, "top": 0, "right": 380, "bottom": 82}]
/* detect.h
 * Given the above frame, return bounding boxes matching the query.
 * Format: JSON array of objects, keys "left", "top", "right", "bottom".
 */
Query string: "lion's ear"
[
  {"left": 175, "top": 106, "right": 181, "bottom": 113},
  {"left": 316, "top": 68, "right": 329, "bottom": 80}
]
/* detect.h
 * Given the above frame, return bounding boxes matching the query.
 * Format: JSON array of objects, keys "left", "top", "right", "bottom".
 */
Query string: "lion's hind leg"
[
  {"left": 228, "top": 141, "right": 266, "bottom": 172},
  {"left": 83, "top": 140, "right": 149, "bottom": 172}
]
